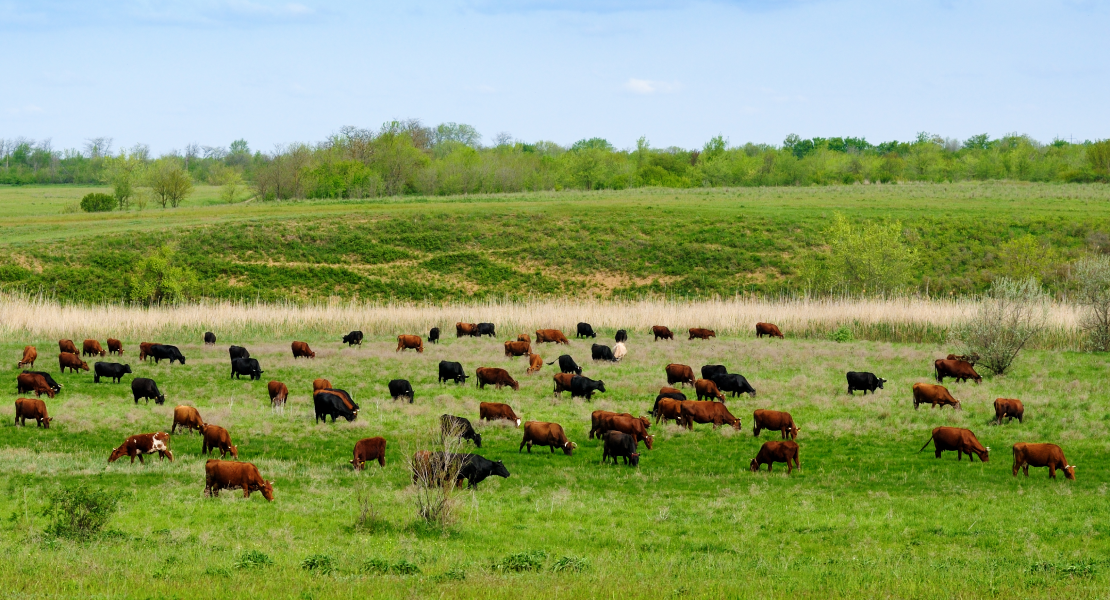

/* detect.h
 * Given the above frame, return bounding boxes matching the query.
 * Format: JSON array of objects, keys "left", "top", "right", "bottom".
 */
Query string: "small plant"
[
  {"left": 492, "top": 550, "right": 546, "bottom": 573},
  {"left": 61, "top": 202, "right": 81, "bottom": 214},
  {"left": 235, "top": 550, "right": 274, "bottom": 569},
  {"left": 79, "top": 193, "right": 116, "bottom": 213},
  {"left": 827, "top": 325, "right": 854, "bottom": 343},
  {"left": 361, "top": 558, "right": 390, "bottom": 575},
  {"left": 301, "top": 554, "right": 335, "bottom": 574},
  {"left": 391, "top": 559, "right": 421, "bottom": 575},
  {"left": 42, "top": 484, "right": 120, "bottom": 539},
  {"left": 431, "top": 568, "right": 466, "bottom": 582},
  {"left": 550, "top": 555, "right": 589, "bottom": 573},
  {"left": 203, "top": 566, "right": 231, "bottom": 577}
]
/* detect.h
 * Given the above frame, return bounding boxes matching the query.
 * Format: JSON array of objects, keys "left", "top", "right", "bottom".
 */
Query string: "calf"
[
  {"left": 388, "top": 379, "right": 415, "bottom": 403},
  {"left": 552, "top": 372, "right": 575, "bottom": 397},
  {"left": 753, "top": 409, "right": 798, "bottom": 439},
  {"left": 750, "top": 441, "right": 799, "bottom": 473},
  {"left": 396, "top": 335, "right": 424, "bottom": 353},
  {"left": 576, "top": 322, "right": 597, "bottom": 338},
  {"left": 441, "top": 414, "right": 482, "bottom": 447},
  {"left": 613, "top": 342, "right": 627, "bottom": 361},
  {"left": 912, "top": 383, "right": 961, "bottom": 410},
  {"left": 1012, "top": 443, "right": 1074, "bottom": 480},
  {"left": 570, "top": 375, "right": 606, "bottom": 400},
  {"left": 17, "top": 345, "right": 36, "bottom": 368},
  {"left": 651, "top": 325, "right": 673, "bottom": 341},
  {"left": 204, "top": 460, "right": 273, "bottom": 501},
  {"left": 267, "top": 380, "right": 289, "bottom": 410},
  {"left": 93, "top": 362, "right": 131, "bottom": 383},
  {"left": 548, "top": 354, "right": 582, "bottom": 375},
  {"left": 59, "top": 339, "right": 79, "bottom": 354},
  {"left": 504, "top": 340, "right": 531, "bottom": 357},
  {"left": 292, "top": 340, "right": 316, "bottom": 358},
  {"left": 994, "top": 398, "right": 1024, "bottom": 425},
  {"left": 846, "top": 371, "right": 886, "bottom": 395},
  {"left": 15, "top": 398, "right": 52, "bottom": 428},
  {"left": 230, "top": 357, "right": 263, "bottom": 380},
  {"left": 688, "top": 328, "right": 716, "bottom": 340},
  {"left": 666, "top": 363, "right": 696, "bottom": 387},
  {"left": 695, "top": 378, "right": 726, "bottom": 402},
  {"left": 934, "top": 359, "right": 982, "bottom": 384},
  {"left": 17, "top": 372, "right": 56, "bottom": 398},
  {"left": 479, "top": 401, "right": 520, "bottom": 426},
  {"left": 596, "top": 414, "right": 653, "bottom": 449},
  {"left": 428, "top": 327, "right": 440, "bottom": 344},
  {"left": 920, "top": 427, "right": 989, "bottom": 462},
  {"left": 591, "top": 344, "right": 616, "bottom": 362},
  {"left": 148, "top": 344, "right": 186, "bottom": 365},
  {"left": 229, "top": 345, "right": 250, "bottom": 360},
  {"left": 756, "top": 322, "right": 784, "bottom": 338},
  {"left": 535, "top": 329, "right": 569, "bottom": 344},
  {"left": 200, "top": 424, "right": 238, "bottom": 459},
  {"left": 107, "top": 338, "right": 124, "bottom": 355},
  {"left": 438, "top": 361, "right": 469, "bottom": 384},
  {"left": 351, "top": 437, "right": 387, "bottom": 470},
  {"left": 343, "top": 330, "right": 364, "bottom": 346},
  {"left": 520, "top": 421, "right": 576, "bottom": 455},
  {"left": 172, "top": 405, "right": 204, "bottom": 434},
  {"left": 108, "top": 432, "right": 173, "bottom": 464},
  {"left": 131, "top": 377, "right": 165, "bottom": 404},
  {"left": 475, "top": 367, "right": 519, "bottom": 391},
  {"left": 601, "top": 431, "right": 640, "bottom": 466},
  {"left": 204, "top": 331, "right": 216, "bottom": 345},
  {"left": 59, "top": 353, "right": 89, "bottom": 373},
  {"left": 83, "top": 339, "right": 106, "bottom": 357},
  {"left": 527, "top": 353, "right": 543, "bottom": 374}
]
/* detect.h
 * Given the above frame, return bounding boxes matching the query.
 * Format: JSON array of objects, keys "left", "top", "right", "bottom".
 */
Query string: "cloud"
[{"left": 624, "top": 78, "right": 681, "bottom": 94}]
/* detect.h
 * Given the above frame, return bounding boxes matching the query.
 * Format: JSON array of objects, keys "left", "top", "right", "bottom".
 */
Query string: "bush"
[
  {"left": 234, "top": 550, "right": 274, "bottom": 570},
  {"left": 492, "top": 550, "right": 546, "bottom": 573},
  {"left": 301, "top": 554, "right": 335, "bottom": 574},
  {"left": 79, "top": 193, "right": 116, "bottom": 213},
  {"left": 951, "top": 277, "right": 1048, "bottom": 375},
  {"left": 42, "top": 484, "right": 120, "bottom": 539},
  {"left": 827, "top": 325, "right": 854, "bottom": 343},
  {"left": 550, "top": 555, "right": 590, "bottom": 573},
  {"left": 1073, "top": 255, "right": 1110, "bottom": 351}
]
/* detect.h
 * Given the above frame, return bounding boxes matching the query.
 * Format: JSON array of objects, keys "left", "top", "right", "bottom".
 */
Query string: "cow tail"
[{"left": 918, "top": 436, "right": 934, "bottom": 452}]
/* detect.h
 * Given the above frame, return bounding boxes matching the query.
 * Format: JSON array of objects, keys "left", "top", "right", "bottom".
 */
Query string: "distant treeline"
[{"left": 2, "top": 123, "right": 1109, "bottom": 197}]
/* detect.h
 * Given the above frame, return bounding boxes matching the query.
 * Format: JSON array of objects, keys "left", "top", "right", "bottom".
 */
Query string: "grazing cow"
[
  {"left": 912, "top": 383, "right": 961, "bottom": 410},
  {"left": 615, "top": 329, "right": 628, "bottom": 343},
  {"left": 689, "top": 328, "right": 716, "bottom": 340},
  {"left": 476, "top": 367, "right": 519, "bottom": 391},
  {"left": 428, "top": 327, "right": 440, "bottom": 344},
  {"left": 267, "top": 381, "right": 288, "bottom": 409},
  {"left": 107, "top": 338, "right": 124, "bottom": 355},
  {"left": 93, "top": 362, "right": 132, "bottom": 383},
  {"left": 666, "top": 363, "right": 696, "bottom": 387},
  {"left": 457, "top": 454, "right": 510, "bottom": 488},
  {"left": 552, "top": 372, "right": 575, "bottom": 397},
  {"left": 441, "top": 414, "right": 482, "bottom": 447},
  {"left": 680, "top": 402, "right": 742, "bottom": 430},
  {"left": 131, "top": 377, "right": 165, "bottom": 404},
  {"left": 138, "top": 342, "right": 158, "bottom": 361},
  {"left": 947, "top": 353, "right": 980, "bottom": 366},
  {"left": 994, "top": 398, "right": 1025, "bottom": 425},
  {"left": 535, "top": 329, "right": 570, "bottom": 344},
  {"left": 753, "top": 409, "right": 798, "bottom": 439},
  {"left": 108, "top": 432, "right": 173, "bottom": 464},
  {"left": 148, "top": 344, "right": 186, "bottom": 365},
  {"left": 596, "top": 414, "right": 653, "bottom": 449},
  {"left": 651, "top": 326, "right": 674, "bottom": 341},
  {"left": 520, "top": 421, "right": 576, "bottom": 455},
  {"left": 388, "top": 379, "right": 415, "bottom": 403},
  {"left": 589, "top": 410, "right": 633, "bottom": 439},
  {"left": 935, "top": 359, "right": 982, "bottom": 384},
  {"left": 701, "top": 365, "right": 728, "bottom": 380},
  {"left": 479, "top": 401, "right": 520, "bottom": 426},
  {"left": 756, "top": 323, "right": 784, "bottom": 339},
  {"left": 549, "top": 355, "right": 582, "bottom": 375},
  {"left": 657, "top": 386, "right": 686, "bottom": 400},
  {"left": 17, "top": 372, "right": 56, "bottom": 398},
  {"left": 25, "top": 371, "right": 61, "bottom": 394},
  {"left": 476, "top": 323, "right": 496, "bottom": 338},
  {"left": 504, "top": 340, "right": 531, "bottom": 357},
  {"left": 17, "top": 346, "right": 37, "bottom": 368},
  {"left": 343, "top": 330, "right": 364, "bottom": 346},
  {"left": 201, "top": 424, "right": 238, "bottom": 459},
  {"left": 59, "top": 339, "right": 79, "bottom": 355},
  {"left": 291, "top": 341, "right": 316, "bottom": 359},
  {"left": 312, "top": 378, "right": 332, "bottom": 392},
  {"left": 750, "top": 441, "right": 799, "bottom": 473},
  {"left": 82, "top": 339, "right": 106, "bottom": 357},
  {"left": 576, "top": 322, "right": 597, "bottom": 338},
  {"left": 527, "top": 353, "right": 543, "bottom": 374},
  {"left": 396, "top": 335, "right": 424, "bottom": 353},
  {"left": 517, "top": 333, "right": 531, "bottom": 343},
  {"left": 613, "top": 342, "right": 627, "bottom": 361},
  {"left": 230, "top": 358, "right": 263, "bottom": 380},
  {"left": 438, "top": 361, "right": 469, "bottom": 384},
  {"left": 601, "top": 431, "right": 640, "bottom": 466},
  {"left": 652, "top": 398, "right": 685, "bottom": 425},
  {"left": 204, "top": 331, "right": 216, "bottom": 345},
  {"left": 172, "top": 405, "right": 204, "bottom": 434},
  {"left": 351, "top": 437, "right": 387, "bottom": 470},
  {"left": 846, "top": 371, "right": 886, "bottom": 395},
  {"left": 204, "top": 460, "right": 273, "bottom": 501},
  {"left": 1013, "top": 443, "right": 1074, "bottom": 480},
  {"left": 59, "top": 353, "right": 89, "bottom": 373},
  {"left": 695, "top": 378, "right": 726, "bottom": 402},
  {"left": 229, "top": 345, "right": 250, "bottom": 360},
  {"left": 920, "top": 427, "right": 990, "bottom": 462},
  {"left": 570, "top": 375, "right": 606, "bottom": 400},
  {"left": 591, "top": 344, "right": 617, "bottom": 362},
  {"left": 15, "top": 398, "right": 51, "bottom": 428},
  {"left": 456, "top": 322, "right": 478, "bottom": 337},
  {"left": 313, "top": 389, "right": 359, "bottom": 423}
]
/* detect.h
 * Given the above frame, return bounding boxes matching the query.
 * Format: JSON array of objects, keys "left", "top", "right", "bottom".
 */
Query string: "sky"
[{"left": 1, "top": 0, "right": 1107, "bottom": 155}]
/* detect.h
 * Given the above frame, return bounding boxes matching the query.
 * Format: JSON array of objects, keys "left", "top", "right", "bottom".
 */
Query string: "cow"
[
  {"left": 17, "top": 346, "right": 36, "bottom": 368},
  {"left": 15, "top": 398, "right": 51, "bottom": 428},
  {"left": 651, "top": 326, "right": 673, "bottom": 341},
  {"left": 438, "top": 361, "right": 469, "bottom": 384},
  {"left": 476, "top": 323, "right": 496, "bottom": 337},
  {"left": 428, "top": 327, "right": 440, "bottom": 344},
  {"left": 695, "top": 379, "right": 726, "bottom": 402},
  {"left": 601, "top": 431, "right": 640, "bottom": 466},
  {"left": 570, "top": 375, "right": 606, "bottom": 400},
  {"left": 172, "top": 405, "right": 204, "bottom": 434},
  {"left": 504, "top": 340, "right": 531, "bottom": 357},
  {"left": 666, "top": 363, "right": 696, "bottom": 387},
  {"left": 204, "top": 331, "right": 216, "bottom": 345},
  {"left": 456, "top": 322, "right": 478, "bottom": 337},
  {"left": 229, "top": 345, "right": 250, "bottom": 360},
  {"left": 59, "top": 339, "right": 78, "bottom": 355},
  {"left": 753, "top": 409, "right": 798, "bottom": 439},
  {"left": 267, "top": 381, "right": 289, "bottom": 410},
  {"left": 920, "top": 427, "right": 989, "bottom": 462},
  {"left": 108, "top": 432, "right": 173, "bottom": 464},
  {"left": 475, "top": 367, "right": 519, "bottom": 391},
  {"left": 388, "top": 379, "right": 415, "bottom": 403},
  {"left": 292, "top": 341, "right": 316, "bottom": 359},
  {"left": 590, "top": 410, "right": 633, "bottom": 439},
  {"left": 846, "top": 371, "right": 886, "bottom": 395},
  {"left": 591, "top": 344, "right": 617, "bottom": 362},
  {"left": 59, "top": 353, "right": 89, "bottom": 373},
  {"left": 148, "top": 344, "right": 186, "bottom": 365},
  {"left": 93, "top": 362, "right": 131, "bottom": 383},
  {"left": 689, "top": 328, "right": 716, "bottom": 340},
  {"left": 756, "top": 323, "right": 784, "bottom": 339},
  {"left": 935, "top": 359, "right": 982, "bottom": 384},
  {"left": 82, "top": 339, "right": 106, "bottom": 357},
  {"left": 657, "top": 386, "right": 686, "bottom": 401},
  {"left": 131, "top": 377, "right": 165, "bottom": 404},
  {"left": 652, "top": 398, "right": 685, "bottom": 425},
  {"left": 576, "top": 322, "right": 597, "bottom": 338},
  {"left": 552, "top": 372, "right": 575, "bottom": 397},
  {"left": 396, "top": 335, "right": 424, "bottom": 353},
  {"left": 313, "top": 378, "right": 332, "bottom": 392},
  {"left": 520, "top": 421, "right": 576, "bottom": 455},
  {"left": 456, "top": 454, "right": 510, "bottom": 488},
  {"left": 517, "top": 333, "right": 531, "bottom": 343},
  {"left": 441, "top": 414, "right": 482, "bottom": 447},
  {"left": 613, "top": 342, "right": 627, "bottom": 361},
  {"left": 314, "top": 389, "right": 359, "bottom": 423},
  {"left": 138, "top": 342, "right": 158, "bottom": 361},
  {"left": 204, "top": 460, "right": 273, "bottom": 501},
  {"left": 615, "top": 329, "right": 627, "bottom": 343},
  {"left": 107, "top": 338, "right": 124, "bottom": 355},
  {"left": 201, "top": 424, "right": 238, "bottom": 459},
  {"left": 947, "top": 353, "right": 980, "bottom": 366},
  {"left": 596, "top": 414, "right": 653, "bottom": 449},
  {"left": 479, "top": 401, "right": 520, "bottom": 426},
  {"left": 701, "top": 365, "right": 728, "bottom": 380},
  {"left": 535, "top": 329, "right": 569, "bottom": 344},
  {"left": 994, "top": 398, "right": 1025, "bottom": 425},
  {"left": 527, "top": 353, "right": 543, "bottom": 374},
  {"left": 343, "top": 330, "right": 364, "bottom": 346},
  {"left": 1012, "top": 443, "right": 1075, "bottom": 480},
  {"left": 351, "top": 437, "right": 387, "bottom": 470},
  {"left": 912, "top": 383, "right": 961, "bottom": 410},
  {"left": 680, "top": 402, "right": 742, "bottom": 430},
  {"left": 549, "top": 355, "right": 582, "bottom": 375},
  {"left": 17, "top": 372, "right": 56, "bottom": 398},
  {"left": 25, "top": 371, "right": 62, "bottom": 394},
  {"left": 750, "top": 441, "right": 799, "bottom": 473},
  {"left": 230, "top": 358, "right": 263, "bottom": 380}
]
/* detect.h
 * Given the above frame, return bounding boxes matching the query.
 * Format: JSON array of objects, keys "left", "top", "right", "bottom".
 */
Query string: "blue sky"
[{"left": 1, "top": 0, "right": 1107, "bottom": 154}]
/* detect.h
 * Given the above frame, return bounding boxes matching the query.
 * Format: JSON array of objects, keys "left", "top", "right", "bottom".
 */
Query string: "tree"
[
  {"left": 127, "top": 246, "right": 198, "bottom": 305},
  {"left": 79, "top": 193, "right": 115, "bottom": 212},
  {"left": 1087, "top": 140, "right": 1110, "bottom": 176},
  {"left": 148, "top": 161, "right": 193, "bottom": 208},
  {"left": 801, "top": 214, "right": 917, "bottom": 295},
  {"left": 1073, "top": 255, "right": 1110, "bottom": 351},
  {"left": 998, "top": 235, "right": 1059, "bottom": 281},
  {"left": 951, "top": 277, "right": 1049, "bottom": 375},
  {"left": 433, "top": 123, "right": 482, "bottom": 149}
]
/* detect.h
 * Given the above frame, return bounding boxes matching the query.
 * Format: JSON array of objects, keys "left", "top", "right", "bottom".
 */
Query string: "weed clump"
[
  {"left": 42, "top": 485, "right": 120, "bottom": 539},
  {"left": 550, "top": 555, "right": 590, "bottom": 573},
  {"left": 235, "top": 550, "right": 274, "bottom": 570},
  {"left": 492, "top": 550, "right": 546, "bottom": 573},
  {"left": 301, "top": 554, "right": 335, "bottom": 574}
]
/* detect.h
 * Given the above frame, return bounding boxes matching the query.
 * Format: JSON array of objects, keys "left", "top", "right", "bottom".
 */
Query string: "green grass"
[{"left": 2, "top": 330, "right": 1109, "bottom": 598}]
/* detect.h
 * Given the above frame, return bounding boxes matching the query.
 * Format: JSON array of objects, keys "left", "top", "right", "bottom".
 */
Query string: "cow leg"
[
  {"left": 934, "top": 448, "right": 942, "bottom": 459},
  {"left": 767, "top": 463, "right": 773, "bottom": 472},
  {"left": 518, "top": 439, "right": 526, "bottom": 453},
  {"left": 786, "top": 460, "right": 792, "bottom": 474},
  {"left": 1048, "top": 466, "right": 1056, "bottom": 479}
]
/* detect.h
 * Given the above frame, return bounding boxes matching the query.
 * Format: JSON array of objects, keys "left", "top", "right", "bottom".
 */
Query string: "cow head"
[
  {"left": 155, "top": 394, "right": 166, "bottom": 405},
  {"left": 643, "top": 435, "right": 654, "bottom": 450},
  {"left": 41, "top": 416, "right": 53, "bottom": 428},
  {"left": 877, "top": 378, "right": 887, "bottom": 389},
  {"left": 562, "top": 441, "right": 577, "bottom": 456},
  {"left": 108, "top": 444, "right": 128, "bottom": 463},
  {"left": 749, "top": 458, "right": 760, "bottom": 472},
  {"left": 1064, "top": 465, "right": 1076, "bottom": 480},
  {"left": 228, "top": 445, "right": 239, "bottom": 459},
  {"left": 731, "top": 418, "right": 742, "bottom": 430},
  {"left": 510, "top": 381, "right": 520, "bottom": 391},
  {"left": 976, "top": 447, "right": 990, "bottom": 462},
  {"left": 514, "top": 417, "right": 521, "bottom": 427},
  {"left": 472, "top": 432, "right": 483, "bottom": 448},
  {"left": 491, "top": 460, "right": 511, "bottom": 479},
  {"left": 261, "top": 480, "right": 274, "bottom": 501},
  {"left": 629, "top": 453, "right": 640, "bottom": 467},
  {"left": 122, "top": 365, "right": 132, "bottom": 374},
  {"left": 79, "top": 361, "right": 90, "bottom": 371}
]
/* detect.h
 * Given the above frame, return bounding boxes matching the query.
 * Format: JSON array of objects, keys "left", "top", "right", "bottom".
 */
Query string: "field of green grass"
[{"left": 2, "top": 328, "right": 1108, "bottom": 598}]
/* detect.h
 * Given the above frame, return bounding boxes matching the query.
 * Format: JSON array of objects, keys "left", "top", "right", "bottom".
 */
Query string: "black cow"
[
  {"left": 438, "top": 361, "right": 469, "bottom": 384},
  {"left": 570, "top": 375, "right": 606, "bottom": 400},
  {"left": 314, "top": 390, "right": 359, "bottom": 423},
  {"left": 457, "top": 453, "right": 510, "bottom": 488},
  {"left": 549, "top": 354, "right": 582, "bottom": 375},
  {"left": 24, "top": 371, "right": 62, "bottom": 394},
  {"left": 94, "top": 362, "right": 132, "bottom": 383},
  {"left": 342, "top": 331, "right": 364, "bottom": 346},
  {"left": 230, "top": 357, "right": 263, "bottom": 380},
  {"left": 591, "top": 344, "right": 616, "bottom": 362},
  {"left": 441, "top": 414, "right": 482, "bottom": 447},
  {"left": 577, "top": 322, "right": 597, "bottom": 338},
  {"left": 204, "top": 332, "right": 216, "bottom": 345},
  {"left": 476, "top": 322, "right": 496, "bottom": 337},
  {"left": 131, "top": 377, "right": 165, "bottom": 404},
  {"left": 429, "top": 327, "right": 440, "bottom": 344},
  {"left": 846, "top": 371, "right": 886, "bottom": 395},
  {"left": 388, "top": 379, "right": 414, "bottom": 403},
  {"left": 615, "top": 329, "right": 627, "bottom": 343},
  {"left": 229, "top": 345, "right": 250, "bottom": 360},
  {"left": 601, "top": 431, "right": 640, "bottom": 466},
  {"left": 701, "top": 365, "right": 728, "bottom": 380},
  {"left": 712, "top": 373, "right": 756, "bottom": 397},
  {"left": 148, "top": 344, "right": 186, "bottom": 365}
]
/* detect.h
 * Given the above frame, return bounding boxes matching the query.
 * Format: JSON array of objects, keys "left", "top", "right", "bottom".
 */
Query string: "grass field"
[{"left": 2, "top": 325, "right": 1109, "bottom": 598}]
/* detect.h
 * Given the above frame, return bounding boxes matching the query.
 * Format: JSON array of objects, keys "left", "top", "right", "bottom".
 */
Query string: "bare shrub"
[
  {"left": 950, "top": 277, "right": 1049, "bottom": 375},
  {"left": 406, "top": 421, "right": 469, "bottom": 527},
  {"left": 1073, "top": 255, "right": 1110, "bottom": 351}
]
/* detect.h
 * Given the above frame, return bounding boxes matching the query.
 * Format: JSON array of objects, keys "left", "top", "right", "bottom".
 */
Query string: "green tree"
[
  {"left": 1073, "top": 254, "right": 1110, "bottom": 351},
  {"left": 127, "top": 246, "right": 198, "bottom": 305},
  {"left": 1087, "top": 140, "right": 1110, "bottom": 176},
  {"left": 951, "top": 277, "right": 1048, "bottom": 375},
  {"left": 79, "top": 193, "right": 115, "bottom": 212},
  {"left": 998, "top": 235, "right": 1059, "bottom": 281},
  {"left": 148, "top": 161, "right": 193, "bottom": 208},
  {"left": 802, "top": 214, "right": 917, "bottom": 295}
]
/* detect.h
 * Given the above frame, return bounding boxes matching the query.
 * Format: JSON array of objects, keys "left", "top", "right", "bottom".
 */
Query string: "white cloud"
[{"left": 624, "top": 78, "right": 681, "bottom": 94}]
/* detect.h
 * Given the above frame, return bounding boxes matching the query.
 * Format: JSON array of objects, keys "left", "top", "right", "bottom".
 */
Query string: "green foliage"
[
  {"left": 802, "top": 214, "right": 917, "bottom": 296},
  {"left": 827, "top": 325, "right": 854, "bottom": 343},
  {"left": 360, "top": 558, "right": 420, "bottom": 575},
  {"left": 79, "top": 193, "right": 116, "bottom": 213},
  {"left": 951, "top": 277, "right": 1049, "bottom": 374},
  {"left": 42, "top": 485, "right": 120, "bottom": 539},
  {"left": 492, "top": 550, "right": 547, "bottom": 573},
  {"left": 147, "top": 160, "right": 194, "bottom": 208},
  {"left": 126, "top": 245, "right": 198, "bottom": 305},
  {"left": 301, "top": 554, "right": 335, "bottom": 574},
  {"left": 550, "top": 555, "right": 590, "bottom": 573},
  {"left": 1087, "top": 140, "right": 1110, "bottom": 176},
  {"left": 234, "top": 550, "right": 274, "bottom": 570},
  {"left": 998, "top": 235, "right": 1059, "bottom": 281},
  {"left": 1073, "top": 254, "right": 1110, "bottom": 351}
]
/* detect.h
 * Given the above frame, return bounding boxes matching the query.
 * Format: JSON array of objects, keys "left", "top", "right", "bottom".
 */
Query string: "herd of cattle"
[{"left": 11, "top": 321, "right": 1078, "bottom": 501}]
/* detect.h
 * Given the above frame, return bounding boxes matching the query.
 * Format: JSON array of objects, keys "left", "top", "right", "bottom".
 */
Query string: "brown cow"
[
  {"left": 756, "top": 323, "right": 784, "bottom": 339},
  {"left": 456, "top": 322, "right": 477, "bottom": 337},
  {"left": 479, "top": 401, "right": 520, "bottom": 426},
  {"left": 138, "top": 342, "right": 158, "bottom": 361},
  {"left": 680, "top": 402, "right": 742, "bottom": 430},
  {"left": 58, "top": 339, "right": 78, "bottom": 355},
  {"left": 651, "top": 325, "right": 674, "bottom": 341},
  {"left": 476, "top": 367, "right": 519, "bottom": 391},
  {"left": 526, "top": 353, "right": 543, "bottom": 374},
  {"left": 59, "top": 352, "right": 89, "bottom": 373},
  {"left": 16, "top": 373, "right": 55, "bottom": 398},
  {"left": 589, "top": 410, "right": 645, "bottom": 439},
  {"left": 517, "top": 333, "right": 531, "bottom": 343},
  {"left": 535, "top": 329, "right": 569, "bottom": 345},
  {"left": 82, "top": 339, "right": 106, "bottom": 357},
  {"left": 994, "top": 398, "right": 1024, "bottom": 425},
  {"left": 204, "top": 459, "right": 273, "bottom": 501},
  {"left": 750, "top": 441, "right": 799, "bottom": 473},
  {"left": 351, "top": 437, "right": 387, "bottom": 470},
  {"left": 920, "top": 427, "right": 989, "bottom": 462},
  {"left": 108, "top": 432, "right": 173, "bottom": 464},
  {"left": 504, "top": 340, "right": 531, "bottom": 357},
  {"left": 695, "top": 378, "right": 726, "bottom": 402},
  {"left": 172, "top": 405, "right": 205, "bottom": 434},
  {"left": 394, "top": 335, "right": 422, "bottom": 353},
  {"left": 595, "top": 414, "right": 654, "bottom": 449},
  {"left": 946, "top": 353, "right": 980, "bottom": 366},
  {"left": 552, "top": 372, "right": 574, "bottom": 397},
  {"left": 267, "top": 381, "right": 289, "bottom": 409},
  {"left": 653, "top": 398, "right": 685, "bottom": 425},
  {"left": 666, "top": 363, "right": 696, "bottom": 387},
  {"left": 17, "top": 346, "right": 36, "bottom": 368},
  {"left": 753, "top": 409, "right": 798, "bottom": 439},
  {"left": 912, "top": 383, "right": 961, "bottom": 410},
  {"left": 934, "top": 359, "right": 982, "bottom": 384},
  {"left": 520, "top": 422, "right": 576, "bottom": 454},
  {"left": 107, "top": 338, "right": 124, "bottom": 355},
  {"left": 689, "top": 328, "right": 716, "bottom": 340},
  {"left": 312, "top": 378, "right": 332, "bottom": 392},
  {"left": 291, "top": 341, "right": 316, "bottom": 358},
  {"left": 1012, "top": 443, "right": 1074, "bottom": 480},
  {"left": 15, "top": 398, "right": 52, "bottom": 428},
  {"left": 200, "top": 424, "right": 238, "bottom": 459}
]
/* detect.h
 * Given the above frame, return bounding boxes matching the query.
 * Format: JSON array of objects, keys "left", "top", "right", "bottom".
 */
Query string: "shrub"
[
  {"left": 361, "top": 558, "right": 390, "bottom": 575},
  {"left": 79, "top": 193, "right": 116, "bottom": 213},
  {"left": 42, "top": 484, "right": 120, "bottom": 539},
  {"left": 301, "top": 554, "right": 334, "bottom": 574},
  {"left": 550, "top": 555, "right": 590, "bottom": 573},
  {"left": 1073, "top": 255, "right": 1110, "bottom": 351},
  {"left": 951, "top": 277, "right": 1048, "bottom": 375},
  {"left": 126, "top": 245, "right": 198, "bottom": 305},
  {"left": 234, "top": 550, "right": 274, "bottom": 569},
  {"left": 827, "top": 325, "right": 854, "bottom": 343},
  {"left": 492, "top": 550, "right": 546, "bottom": 573},
  {"left": 390, "top": 559, "right": 421, "bottom": 575}
]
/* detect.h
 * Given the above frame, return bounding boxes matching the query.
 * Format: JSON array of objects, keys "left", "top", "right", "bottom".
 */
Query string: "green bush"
[
  {"left": 42, "top": 484, "right": 120, "bottom": 539},
  {"left": 79, "top": 193, "right": 116, "bottom": 213},
  {"left": 492, "top": 550, "right": 546, "bottom": 573},
  {"left": 550, "top": 555, "right": 590, "bottom": 573},
  {"left": 234, "top": 550, "right": 274, "bottom": 569},
  {"left": 301, "top": 554, "right": 335, "bottom": 574},
  {"left": 828, "top": 325, "right": 854, "bottom": 343}
]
